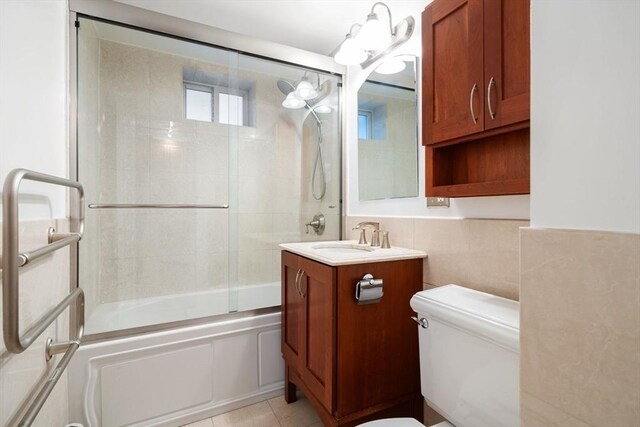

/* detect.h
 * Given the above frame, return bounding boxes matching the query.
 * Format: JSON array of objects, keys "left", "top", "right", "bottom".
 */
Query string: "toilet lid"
[{"left": 357, "top": 418, "right": 425, "bottom": 427}]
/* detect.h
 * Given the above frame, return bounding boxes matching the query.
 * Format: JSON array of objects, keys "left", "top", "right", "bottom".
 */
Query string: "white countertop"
[{"left": 279, "top": 240, "right": 427, "bottom": 266}]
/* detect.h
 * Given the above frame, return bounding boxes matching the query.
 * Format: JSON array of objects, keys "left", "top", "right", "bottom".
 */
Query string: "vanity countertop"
[{"left": 279, "top": 240, "right": 427, "bottom": 266}]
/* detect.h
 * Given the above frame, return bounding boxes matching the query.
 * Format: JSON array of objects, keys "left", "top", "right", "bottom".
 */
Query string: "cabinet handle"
[
  {"left": 469, "top": 83, "right": 479, "bottom": 124},
  {"left": 295, "top": 269, "right": 303, "bottom": 297},
  {"left": 299, "top": 270, "right": 306, "bottom": 298},
  {"left": 487, "top": 77, "right": 496, "bottom": 120}
]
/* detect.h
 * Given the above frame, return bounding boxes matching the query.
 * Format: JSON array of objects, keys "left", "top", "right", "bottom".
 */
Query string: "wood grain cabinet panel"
[
  {"left": 423, "top": 0, "right": 530, "bottom": 197},
  {"left": 484, "top": 0, "right": 531, "bottom": 129},
  {"left": 281, "top": 252, "right": 423, "bottom": 426},
  {"left": 424, "top": 0, "right": 485, "bottom": 145}
]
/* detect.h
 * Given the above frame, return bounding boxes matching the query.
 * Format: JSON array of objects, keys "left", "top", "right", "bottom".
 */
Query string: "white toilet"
[{"left": 360, "top": 284, "right": 520, "bottom": 427}]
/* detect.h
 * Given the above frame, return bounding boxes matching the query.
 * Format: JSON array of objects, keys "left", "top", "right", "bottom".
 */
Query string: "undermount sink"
[{"left": 312, "top": 243, "right": 375, "bottom": 254}]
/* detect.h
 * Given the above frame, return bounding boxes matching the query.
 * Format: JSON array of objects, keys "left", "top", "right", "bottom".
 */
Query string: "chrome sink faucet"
[{"left": 352, "top": 222, "right": 380, "bottom": 246}]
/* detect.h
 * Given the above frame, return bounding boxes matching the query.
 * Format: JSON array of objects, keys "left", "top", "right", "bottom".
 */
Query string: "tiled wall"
[
  {"left": 520, "top": 228, "right": 640, "bottom": 426},
  {"left": 345, "top": 216, "right": 526, "bottom": 300},
  {"left": 0, "top": 219, "right": 71, "bottom": 426}
]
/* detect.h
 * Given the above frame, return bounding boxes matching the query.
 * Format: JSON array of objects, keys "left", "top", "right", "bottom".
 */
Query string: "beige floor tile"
[
  {"left": 182, "top": 419, "right": 213, "bottom": 427},
  {"left": 212, "top": 401, "right": 281, "bottom": 427},
  {"left": 268, "top": 395, "right": 321, "bottom": 427}
]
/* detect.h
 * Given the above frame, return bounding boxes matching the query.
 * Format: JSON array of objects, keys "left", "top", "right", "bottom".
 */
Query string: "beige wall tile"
[
  {"left": 520, "top": 228, "right": 640, "bottom": 426},
  {"left": 347, "top": 216, "right": 525, "bottom": 300}
]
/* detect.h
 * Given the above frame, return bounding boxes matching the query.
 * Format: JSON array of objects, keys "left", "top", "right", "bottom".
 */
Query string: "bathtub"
[
  {"left": 68, "top": 295, "right": 284, "bottom": 426},
  {"left": 85, "top": 282, "right": 282, "bottom": 335}
]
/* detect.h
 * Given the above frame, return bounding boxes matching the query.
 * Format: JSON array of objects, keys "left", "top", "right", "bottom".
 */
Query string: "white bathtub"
[
  {"left": 68, "top": 296, "right": 284, "bottom": 426},
  {"left": 85, "top": 282, "right": 282, "bottom": 335}
]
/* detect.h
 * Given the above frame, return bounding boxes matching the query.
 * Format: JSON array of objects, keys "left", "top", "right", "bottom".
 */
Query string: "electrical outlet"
[{"left": 426, "top": 197, "right": 450, "bottom": 208}]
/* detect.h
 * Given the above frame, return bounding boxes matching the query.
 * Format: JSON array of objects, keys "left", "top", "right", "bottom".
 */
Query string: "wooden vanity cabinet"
[
  {"left": 422, "top": 0, "right": 530, "bottom": 197},
  {"left": 281, "top": 251, "right": 423, "bottom": 426}
]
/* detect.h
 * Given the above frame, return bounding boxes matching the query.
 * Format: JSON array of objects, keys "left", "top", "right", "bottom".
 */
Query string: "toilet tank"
[{"left": 410, "top": 285, "right": 519, "bottom": 427}]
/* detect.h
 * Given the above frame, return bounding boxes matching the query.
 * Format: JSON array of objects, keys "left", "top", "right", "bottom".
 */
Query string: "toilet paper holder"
[{"left": 355, "top": 273, "right": 384, "bottom": 304}]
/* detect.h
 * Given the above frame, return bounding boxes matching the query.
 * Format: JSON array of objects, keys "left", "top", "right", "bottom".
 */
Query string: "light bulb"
[
  {"left": 282, "top": 92, "right": 305, "bottom": 109},
  {"left": 295, "top": 77, "right": 318, "bottom": 100},
  {"left": 375, "top": 57, "right": 406, "bottom": 74},
  {"left": 334, "top": 37, "right": 368, "bottom": 65},
  {"left": 357, "top": 13, "right": 391, "bottom": 51}
]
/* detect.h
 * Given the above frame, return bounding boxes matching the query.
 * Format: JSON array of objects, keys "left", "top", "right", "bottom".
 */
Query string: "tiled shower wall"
[
  {"left": 79, "top": 32, "right": 340, "bottom": 315},
  {"left": 345, "top": 216, "right": 526, "bottom": 300}
]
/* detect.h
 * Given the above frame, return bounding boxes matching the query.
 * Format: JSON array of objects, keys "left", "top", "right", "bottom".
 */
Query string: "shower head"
[{"left": 277, "top": 79, "right": 331, "bottom": 107}]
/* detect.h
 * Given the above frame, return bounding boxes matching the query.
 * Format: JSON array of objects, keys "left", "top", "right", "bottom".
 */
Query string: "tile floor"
[{"left": 181, "top": 393, "right": 322, "bottom": 427}]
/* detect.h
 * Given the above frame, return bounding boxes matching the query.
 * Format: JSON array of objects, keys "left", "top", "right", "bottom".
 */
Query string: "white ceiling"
[{"left": 114, "top": 0, "right": 427, "bottom": 56}]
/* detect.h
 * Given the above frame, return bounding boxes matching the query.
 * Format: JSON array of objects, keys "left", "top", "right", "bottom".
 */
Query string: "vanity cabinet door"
[
  {"left": 298, "top": 256, "right": 336, "bottom": 414},
  {"left": 281, "top": 252, "right": 336, "bottom": 414},
  {"left": 282, "top": 251, "right": 305, "bottom": 372},
  {"left": 423, "top": 0, "right": 485, "bottom": 145}
]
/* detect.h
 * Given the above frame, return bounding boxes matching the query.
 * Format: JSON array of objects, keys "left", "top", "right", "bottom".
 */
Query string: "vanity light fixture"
[
  {"left": 358, "top": 3, "right": 393, "bottom": 51},
  {"left": 334, "top": 24, "right": 368, "bottom": 66},
  {"left": 332, "top": 2, "right": 414, "bottom": 72}
]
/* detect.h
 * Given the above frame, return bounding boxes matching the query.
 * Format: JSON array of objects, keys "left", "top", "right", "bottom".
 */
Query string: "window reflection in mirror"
[{"left": 357, "top": 55, "right": 418, "bottom": 201}]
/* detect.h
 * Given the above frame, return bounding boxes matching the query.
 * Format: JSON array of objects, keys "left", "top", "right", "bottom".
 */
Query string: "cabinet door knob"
[
  {"left": 299, "top": 270, "right": 306, "bottom": 298},
  {"left": 469, "top": 83, "right": 479, "bottom": 124},
  {"left": 487, "top": 76, "right": 496, "bottom": 120}
]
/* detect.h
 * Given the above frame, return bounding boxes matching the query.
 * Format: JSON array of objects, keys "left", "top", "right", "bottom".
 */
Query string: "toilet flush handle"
[{"left": 411, "top": 316, "right": 429, "bottom": 329}]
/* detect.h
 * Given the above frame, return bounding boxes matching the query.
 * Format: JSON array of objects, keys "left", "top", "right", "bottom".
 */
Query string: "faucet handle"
[
  {"left": 353, "top": 228, "right": 368, "bottom": 245},
  {"left": 380, "top": 231, "right": 391, "bottom": 249}
]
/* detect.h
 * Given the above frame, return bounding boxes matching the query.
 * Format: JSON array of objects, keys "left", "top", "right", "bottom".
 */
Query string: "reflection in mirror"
[{"left": 358, "top": 55, "right": 418, "bottom": 201}]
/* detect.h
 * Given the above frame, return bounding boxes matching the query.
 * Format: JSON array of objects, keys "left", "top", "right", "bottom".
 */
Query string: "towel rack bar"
[
  {"left": 2, "top": 168, "right": 85, "bottom": 354},
  {"left": 18, "top": 340, "right": 79, "bottom": 427},
  {"left": 88, "top": 203, "right": 229, "bottom": 209},
  {"left": 5, "top": 232, "right": 82, "bottom": 267}
]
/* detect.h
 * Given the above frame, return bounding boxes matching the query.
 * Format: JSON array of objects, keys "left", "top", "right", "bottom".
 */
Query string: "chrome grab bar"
[
  {"left": 88, "top": 203, "right": 229, "bottom": 209},
  {"left": 1, "top": 168, "right": 85, "bottom": 426}
]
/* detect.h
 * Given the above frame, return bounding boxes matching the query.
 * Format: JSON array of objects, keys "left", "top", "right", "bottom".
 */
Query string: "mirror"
[{"left": 357, "top": 55, "right": 418, "bottom": 201}]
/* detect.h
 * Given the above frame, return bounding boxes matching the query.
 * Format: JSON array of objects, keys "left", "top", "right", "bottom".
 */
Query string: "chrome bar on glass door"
[{"left": 88, "top": 203, "right": 229, "bottom": 209}]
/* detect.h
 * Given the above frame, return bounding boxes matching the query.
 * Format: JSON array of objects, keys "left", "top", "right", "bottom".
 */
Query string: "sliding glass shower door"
[{"left": 76, "top": 17, "right": 341, "bottom": 336}]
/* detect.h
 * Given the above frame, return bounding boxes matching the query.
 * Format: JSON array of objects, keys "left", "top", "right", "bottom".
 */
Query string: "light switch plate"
[{"left": 426, "top": 197, "right": 450, "bottom": 208}]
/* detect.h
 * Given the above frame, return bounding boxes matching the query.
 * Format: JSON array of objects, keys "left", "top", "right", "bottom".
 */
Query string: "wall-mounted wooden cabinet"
[
  {"left": 281, "top": 251, "right": 423, "bottom": 426},
  {"left": 422, "top": 0, "right": 530, "bottom": 197}
]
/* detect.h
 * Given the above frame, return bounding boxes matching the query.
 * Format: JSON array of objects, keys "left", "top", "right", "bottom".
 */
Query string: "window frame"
[{"left": 184, "top": 82, "right": 249, "bottom": 126}]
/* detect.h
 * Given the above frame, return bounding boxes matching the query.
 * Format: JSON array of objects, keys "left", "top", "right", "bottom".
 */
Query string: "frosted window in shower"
[
  {"left": 185, "top": 87, "right": 212, "bottom": 122},
  {"left": 219, "top": 93, "right": 243, "bottom": 126}
]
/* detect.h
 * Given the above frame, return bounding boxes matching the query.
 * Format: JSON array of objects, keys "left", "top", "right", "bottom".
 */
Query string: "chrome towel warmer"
[{"left": 1, "top": 168, "right": 85, "bottom": 426}]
